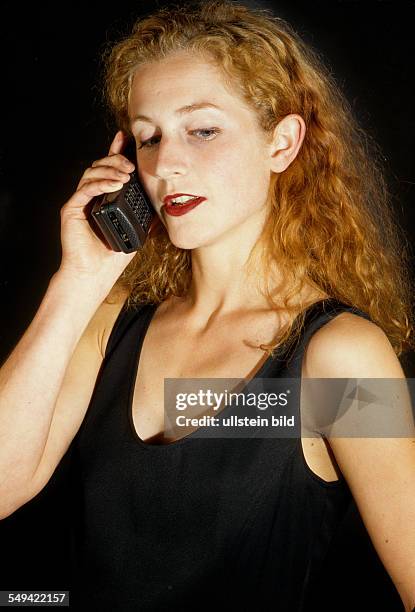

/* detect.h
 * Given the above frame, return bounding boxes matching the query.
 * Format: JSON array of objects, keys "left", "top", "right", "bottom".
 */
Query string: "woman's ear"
[{"left": 268, "top": 114, "right": 306, "bottom": 173}]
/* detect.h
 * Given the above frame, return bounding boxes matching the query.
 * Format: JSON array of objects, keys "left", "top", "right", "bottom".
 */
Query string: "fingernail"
[{"left": 109, "top": 182, "right": 123, "bottom": 189}]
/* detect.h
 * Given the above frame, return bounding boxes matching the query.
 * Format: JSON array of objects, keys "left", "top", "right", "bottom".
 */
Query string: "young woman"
[{"left": 0, "top": 1, "right": 414, "bottom": 610}]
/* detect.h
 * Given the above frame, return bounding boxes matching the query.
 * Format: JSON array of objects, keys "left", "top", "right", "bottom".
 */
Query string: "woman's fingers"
[
  {"left": 91, "top": 153, "right": 135, "bottom": 172},
  {"left": 77, "top": 178, "right": 125, "bottom": 197},
  {"left": 66, "top": 132, "right": 136, "bottom": 211},
  {"left": 108, "top": 130, "right": 126, "bottom": 156},
  {"left": 63, "top": 179, "right": 125, "bottom": 216},
  {"left": 90, "top": 130, "right": 136, "bottom": 172},
  {"left": 77, "top": 165, "right": 131, "bottom": 189}
]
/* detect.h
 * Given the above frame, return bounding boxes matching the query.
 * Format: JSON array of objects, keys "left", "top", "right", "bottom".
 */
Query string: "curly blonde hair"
[{"left": 101, "top": 0, "right": 414, "bottom": 357}]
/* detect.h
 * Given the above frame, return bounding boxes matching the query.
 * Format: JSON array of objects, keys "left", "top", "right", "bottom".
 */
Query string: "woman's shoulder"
[{"left": 302, "top": 310, "right": 405, "bottom": 379}]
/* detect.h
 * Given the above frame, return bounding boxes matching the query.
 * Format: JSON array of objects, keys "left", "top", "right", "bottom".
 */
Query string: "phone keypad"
[{"left": 125, "top": 181, "right": 153, "bottom": 228}]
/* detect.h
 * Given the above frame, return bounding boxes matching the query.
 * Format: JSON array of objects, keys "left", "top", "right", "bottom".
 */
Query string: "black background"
[{"left": 0, "top": 1, "right": 414, "bottom": 609}]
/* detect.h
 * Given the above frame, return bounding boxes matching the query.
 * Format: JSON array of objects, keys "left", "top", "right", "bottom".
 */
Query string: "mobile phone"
[{"left": 89, "top": 139, "right": 156, "bottom": 253}]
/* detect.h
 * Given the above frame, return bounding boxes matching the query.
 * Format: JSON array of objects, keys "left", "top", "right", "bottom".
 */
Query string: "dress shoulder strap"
[
  {"left": 104, "top": 301, "right": 156, "bottom": 359},
  {"left": 281, "top": 298, "right": 371, "bottom": 377}
]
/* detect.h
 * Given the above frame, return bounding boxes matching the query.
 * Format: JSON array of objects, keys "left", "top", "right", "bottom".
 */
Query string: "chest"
[
  {"left": 128, "top": 307, "right": 341, "bottom": 483},
  {"left": 132, "top": 311, "right": 278, "bottom": 442}
]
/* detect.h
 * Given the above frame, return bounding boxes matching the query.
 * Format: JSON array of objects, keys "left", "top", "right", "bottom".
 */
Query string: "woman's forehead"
[
  {"left": 130, "top": 52, "right": 228, "bottom": 91},
  {"left": 128, "top": 53, "right": 249, "bottom": 120}
]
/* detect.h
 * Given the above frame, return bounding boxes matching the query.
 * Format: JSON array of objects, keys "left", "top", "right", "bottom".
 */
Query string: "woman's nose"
[{"left": 153, "top": 136, "right": 189, "bottom": 180}]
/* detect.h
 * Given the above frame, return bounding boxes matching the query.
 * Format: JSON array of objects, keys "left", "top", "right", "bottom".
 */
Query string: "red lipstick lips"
[{"left": 162, "top": 193, "right": 207, "bottom": 217}]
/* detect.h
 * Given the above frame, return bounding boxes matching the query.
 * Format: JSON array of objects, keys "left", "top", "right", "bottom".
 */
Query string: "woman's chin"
[
  {"left": 169, "top": 237, "right": 205, "bottom": 250},
  {"left": 167, "top": 228, "right": 214, "bottom": 250}
]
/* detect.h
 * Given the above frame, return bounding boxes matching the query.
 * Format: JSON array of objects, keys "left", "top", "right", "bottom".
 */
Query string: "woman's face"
[{"left": 128, "top": 52, "right": 272, "bottom": 250}]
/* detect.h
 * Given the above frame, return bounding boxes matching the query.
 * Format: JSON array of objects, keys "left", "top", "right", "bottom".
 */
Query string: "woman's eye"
[
  {"left": 138, "top": 136, "right": 161, "bottom": 149},
  {"left": 191, "top": 128, "right": 221, "bottom": 140},
  {"left": 138, "top": 128, "right": 220, "bottom": 149}
]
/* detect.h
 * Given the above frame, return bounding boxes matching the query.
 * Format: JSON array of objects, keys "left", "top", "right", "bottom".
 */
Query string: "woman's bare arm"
[
  {"left": 0, "top": 274, "right": 125, "bottom": 519},
  {"left": 303, "top": 313, "right": 415, "bottom": 611}
]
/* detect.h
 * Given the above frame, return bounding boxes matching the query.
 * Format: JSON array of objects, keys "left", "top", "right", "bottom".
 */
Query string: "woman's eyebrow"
[{"left": 130, "top": 102, "right": 224, "bottom": 125}]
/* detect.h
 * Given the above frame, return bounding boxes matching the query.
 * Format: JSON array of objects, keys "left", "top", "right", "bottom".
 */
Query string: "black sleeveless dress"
[{"left": 69, "top": 298, "right": 370, "bottom": 611}]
